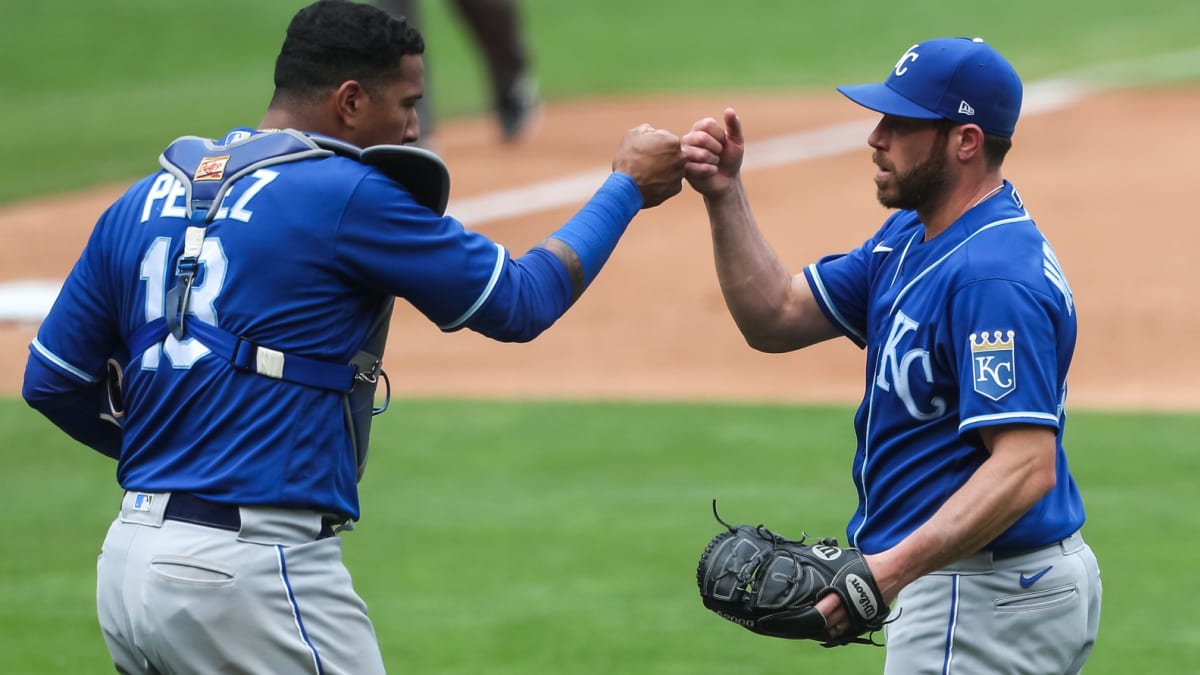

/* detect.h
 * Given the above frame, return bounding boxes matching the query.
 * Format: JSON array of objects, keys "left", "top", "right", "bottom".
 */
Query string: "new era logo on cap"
[{"left": 837, "top": 37, "right": 1023, "bottom": 138}]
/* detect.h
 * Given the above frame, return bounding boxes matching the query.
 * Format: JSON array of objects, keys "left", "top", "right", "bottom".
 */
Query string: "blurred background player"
[{"left": 376, "top": 0, "right": 539, "bottom": 144}]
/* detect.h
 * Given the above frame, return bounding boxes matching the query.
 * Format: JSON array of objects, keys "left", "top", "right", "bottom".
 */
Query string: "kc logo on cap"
[
  {"left": 837, "top": 37, "right": 1023, "bottom": 138},
  {"left": 894, "top": 45, "right": 920, "bottom": 76}
]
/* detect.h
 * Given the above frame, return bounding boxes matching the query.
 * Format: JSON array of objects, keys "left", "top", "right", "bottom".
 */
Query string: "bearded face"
[{"left": 875, "top": 126, "right": 951, "bottom": 211}]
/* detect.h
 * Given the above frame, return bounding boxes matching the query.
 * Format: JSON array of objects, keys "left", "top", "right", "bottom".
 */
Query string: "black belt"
[
  {"left": 992, "top": 547, "right": 1039, "bottom": 560},
  {"left": 991, "top": 533, "right": 1075, "bottom": 560},
  {"left": 163, "top": 492, "right": 335, "bottom": 539}
]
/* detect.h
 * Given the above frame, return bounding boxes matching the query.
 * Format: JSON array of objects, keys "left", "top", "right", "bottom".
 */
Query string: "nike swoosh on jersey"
[
  {"left": 1019, "top": 565, "right": 1054, "bottom": 588},
  {"left": 872, "top": 243, "right": 893, "bottom": 253}
]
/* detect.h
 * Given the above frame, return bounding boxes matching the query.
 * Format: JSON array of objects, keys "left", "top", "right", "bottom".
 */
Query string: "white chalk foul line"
[
  {"left": 450, "top": 169, "right": 612, "bottom": 225},
  {"left": 0, "top": 279, "right": 63, "bottom": 323},
  {"left": 449, "top": 79, "right": 1090, "bottom": 226}
]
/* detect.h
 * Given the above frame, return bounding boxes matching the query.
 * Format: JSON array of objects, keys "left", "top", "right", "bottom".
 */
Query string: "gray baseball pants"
[
  {"left": 96, "top": 491, "right": 386, "bottom": 674},
  {"left": 883, "top": 531, "right": 1102, "bottom": 674}
]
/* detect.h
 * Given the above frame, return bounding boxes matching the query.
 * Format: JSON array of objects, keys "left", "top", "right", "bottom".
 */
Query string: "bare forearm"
[
  {"left": 704, "top": 181, "right": 835, "bottom": 351},
  {"left": 705, "top": 183, "right": 791, "bottom": 335}
]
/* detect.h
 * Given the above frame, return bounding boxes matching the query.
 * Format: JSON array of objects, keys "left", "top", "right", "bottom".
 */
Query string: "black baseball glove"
[{"left": 696, "top": 502, "right": 890, "bottom": 646}]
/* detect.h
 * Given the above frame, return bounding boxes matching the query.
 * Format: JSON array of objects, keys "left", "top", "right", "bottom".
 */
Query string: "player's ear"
[
  {"left": 333, "top": 81, "right": 366, "bottom": 128},
  {"left": 955, "top": 124, "right": 986, "bottom": 162}
]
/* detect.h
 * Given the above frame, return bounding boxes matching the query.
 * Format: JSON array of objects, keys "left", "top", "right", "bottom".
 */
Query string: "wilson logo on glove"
[
  {"left": 845, "top": 574, "right": 880, "bottom": 619},
  {"left": 812, "top": 544, "right": 844, "bottom": 561}
]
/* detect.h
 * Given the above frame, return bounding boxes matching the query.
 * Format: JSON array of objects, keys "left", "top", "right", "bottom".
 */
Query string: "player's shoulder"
[
  {"left": 98, "top": 170, "right": 175, "bottom": 227},
  {"left": 965, "top": 215, "right": 1043, "bottom": 257},
  {"left": 120, "top": 170, "right": 170, "bottom": 200},
  {"left": 286, "top": 151, "right": 377, "bottom": 186},
  {"left": 974, "top": 215, "right": 1045, "bottom": 249},
  {"left": 964, "top": 185, "right": 1047, "bottom": 256},
  {"left": 956, "top": 216, "right": 1066, "bottom": 300}
]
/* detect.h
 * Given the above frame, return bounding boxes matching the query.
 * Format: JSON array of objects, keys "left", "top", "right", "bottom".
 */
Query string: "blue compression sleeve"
[
  {"left": 465, "top": 246, "right": 574, "bottom": 343},
  {"left": 547, "top": 172, "right": 642, "bottom": 284}
]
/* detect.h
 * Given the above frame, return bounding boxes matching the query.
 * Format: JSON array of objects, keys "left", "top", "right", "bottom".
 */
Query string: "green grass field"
[
  {"left": 4, "top": 0, "right": 1200, "bottom": 672},
  {"left": 3, "top": 400, "right": 1199, "bottom": 673}
]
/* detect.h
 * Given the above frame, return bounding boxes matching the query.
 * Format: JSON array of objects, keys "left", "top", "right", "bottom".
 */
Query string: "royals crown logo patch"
[{"left": 969, "top": 330, "right": 1016, "bottom": 400}]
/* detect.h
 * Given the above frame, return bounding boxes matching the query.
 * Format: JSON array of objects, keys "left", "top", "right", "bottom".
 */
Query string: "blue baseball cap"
[{"left": 837, "top": 37, "right": 1023, "bottom": 138}]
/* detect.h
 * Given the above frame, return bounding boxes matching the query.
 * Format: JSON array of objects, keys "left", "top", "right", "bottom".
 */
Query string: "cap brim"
[{"left": 837, "top": 82, "right": 942, "bottom": 120}]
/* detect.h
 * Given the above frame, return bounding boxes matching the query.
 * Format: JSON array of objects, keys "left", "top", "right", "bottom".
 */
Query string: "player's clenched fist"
[
  {"left": 612, "top": 124, "right": 685, "bottom": 209},
  {"left": 682, "top": 108, "right": 745, "bottom": 198}
]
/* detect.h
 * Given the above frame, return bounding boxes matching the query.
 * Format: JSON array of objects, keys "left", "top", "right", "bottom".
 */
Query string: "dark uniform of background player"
[{"left": 376, "top": 0, "right": 539, "bottom": 142}]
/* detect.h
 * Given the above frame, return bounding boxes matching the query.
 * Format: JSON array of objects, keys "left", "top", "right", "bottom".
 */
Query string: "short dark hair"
[
  {"left": 982, "top": 134, "right": 1012, "bottom": 169},
  {"left": 273, "top": 0, "right": 424, "bottom": 99}
]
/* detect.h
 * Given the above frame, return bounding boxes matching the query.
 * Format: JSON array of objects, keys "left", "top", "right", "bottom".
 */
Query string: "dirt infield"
[{"left": 2, "top": 89, "right": 1197, "bottom": 411}]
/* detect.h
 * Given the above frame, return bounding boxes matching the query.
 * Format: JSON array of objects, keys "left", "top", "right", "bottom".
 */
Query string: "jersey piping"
[
  {"left": 31, "top": 338, "right": 98, "bottom": 383},
  {"left": 959, "top": 410, "right": 1060, "bottom": 431},
  {"left": 806, "top": 263, "right": 866, "bottom": 344},
  {"left": 439, "top": 242, "right": 507, "bottom": 330}
]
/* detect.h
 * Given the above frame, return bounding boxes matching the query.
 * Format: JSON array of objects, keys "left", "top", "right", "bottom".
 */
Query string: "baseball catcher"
[{"left": 696, "top": 502, "right": 890, "bottom": 646}]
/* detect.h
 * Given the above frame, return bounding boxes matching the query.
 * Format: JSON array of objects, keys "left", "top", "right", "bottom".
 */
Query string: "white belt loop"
[{"left": 1058, "top": 530, "right": 1084, "bottom": 555}]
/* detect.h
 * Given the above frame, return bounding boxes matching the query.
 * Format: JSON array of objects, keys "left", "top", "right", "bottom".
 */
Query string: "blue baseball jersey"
[
  {"left": 804, "top": 182, "right": 1085, "bottom": 554},
  {"left": 25, "top": 128, "right": 595, "bottom": 520}
]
